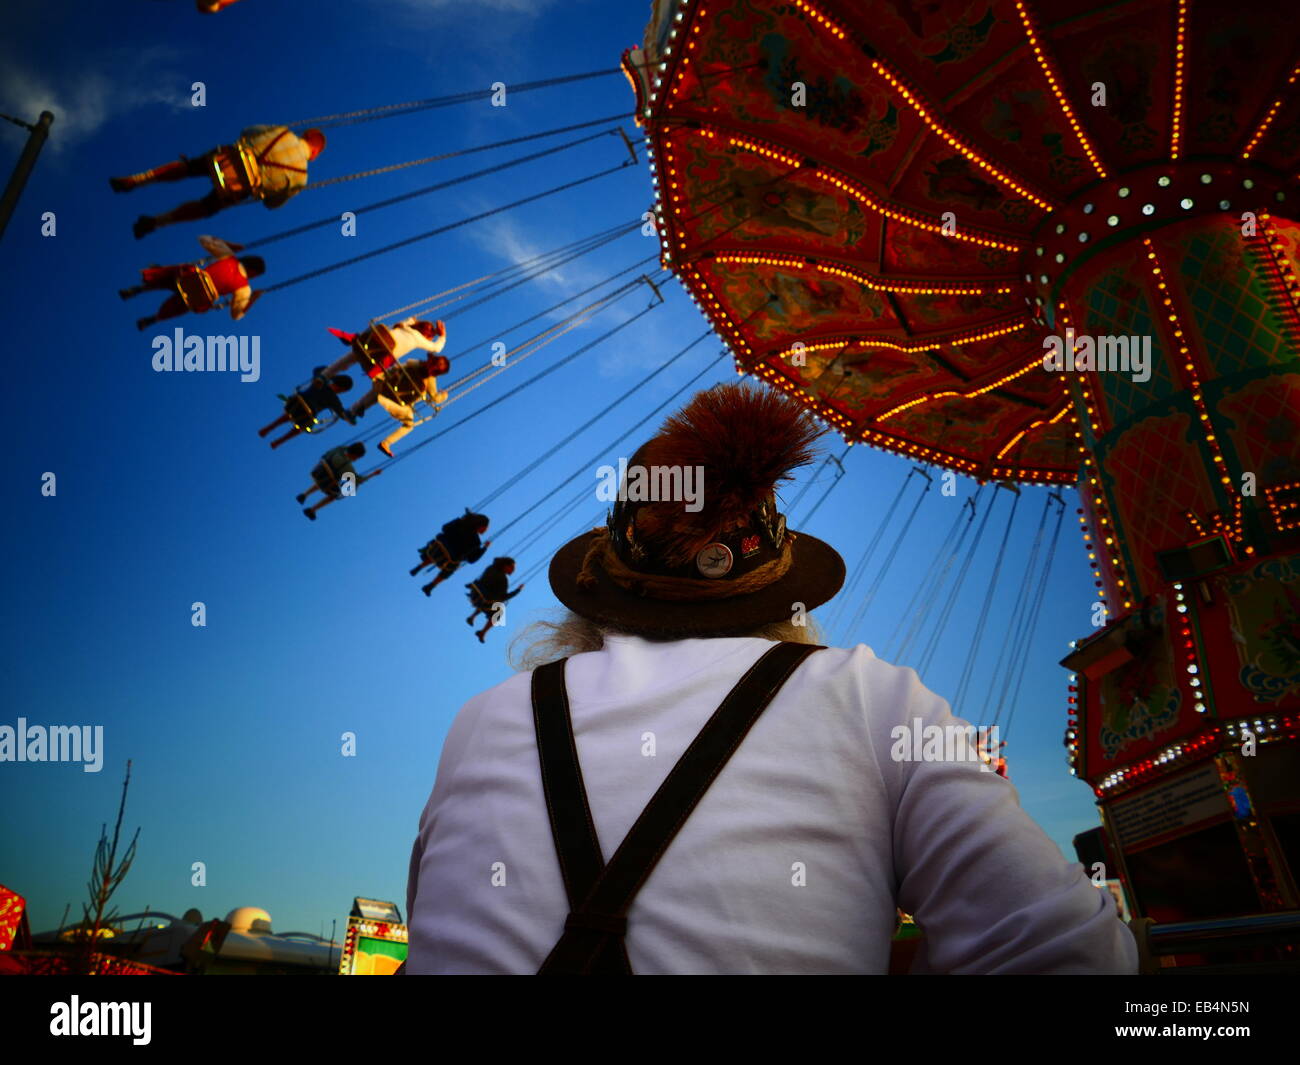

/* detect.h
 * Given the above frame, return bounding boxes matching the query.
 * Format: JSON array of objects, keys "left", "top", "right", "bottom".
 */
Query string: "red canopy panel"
[{"left": 629, "top": 0, "right": 1299, "bottom": 482}]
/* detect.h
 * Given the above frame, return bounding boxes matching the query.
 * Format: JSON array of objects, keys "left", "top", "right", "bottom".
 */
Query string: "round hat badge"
[{"left": 695, "top": 542, "right": 734, "bottom": 578}]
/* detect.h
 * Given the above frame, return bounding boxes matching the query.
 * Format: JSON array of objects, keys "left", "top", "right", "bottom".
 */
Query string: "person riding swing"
[
  {"left": 465, "top": 557, "right": 524, "bottom": 643},
  {"left": 111, "top": 125, "right": 325, "bottom": 239},
  {"left": 350, "top": 350, "right": 451, "bottom": 458},
  {"left": 120, "top": 234, "right": 264, "bottom": 330},
  {"left": 258, "top": 366, "right": 356, "bottom": 449},
  {"left": 323, "top": 318, "right": 446, "bottom": 382},
  {"left": 297, "top": 442, "right": 379, "bottom": 520},
  {"left": 412, "top": 511, "right": 492, "bottom": 595}
]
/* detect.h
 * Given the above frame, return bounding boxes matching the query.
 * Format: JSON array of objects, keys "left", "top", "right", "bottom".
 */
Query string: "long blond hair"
[{"left": 508, "top": 609, "right": 826, "bottom": 671}]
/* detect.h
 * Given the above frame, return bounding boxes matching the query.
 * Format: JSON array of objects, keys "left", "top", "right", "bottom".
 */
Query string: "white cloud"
[
  {"left": 472, "top": 214, "right": 616, "bottom": 301},
  {"left": 0, "top": 48, "right": 189, "bottom": 151},
  {"left": 462, "top": 213, "right": 669, "bottom": 379}
]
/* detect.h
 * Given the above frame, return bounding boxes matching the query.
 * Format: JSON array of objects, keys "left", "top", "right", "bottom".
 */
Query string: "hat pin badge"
[{"left": 695, "top": 542, "right": 734, "bottom": 578}]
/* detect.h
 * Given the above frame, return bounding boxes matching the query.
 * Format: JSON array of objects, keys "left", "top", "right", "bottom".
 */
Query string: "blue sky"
[{"left": 2, "top": 0, "right": 1101, "bottom": 940}]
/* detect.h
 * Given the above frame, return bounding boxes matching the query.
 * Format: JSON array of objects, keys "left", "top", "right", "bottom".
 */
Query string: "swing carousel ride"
[
  {"left": 623, "top": 0, "right": 1300, "bottom": 949},
  {"left": 95, "top": 0, "right": 1300, "bottom": 966}
]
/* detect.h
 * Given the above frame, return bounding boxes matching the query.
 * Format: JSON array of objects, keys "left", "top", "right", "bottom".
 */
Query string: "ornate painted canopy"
[{"left": 625, "top": 0, "right": 1299, "bottom": 483}]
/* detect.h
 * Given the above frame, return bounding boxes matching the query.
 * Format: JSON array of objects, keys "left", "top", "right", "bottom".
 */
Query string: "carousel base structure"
[{"left": 1065, "top": 547, "right": 1300, "bottom": 969}]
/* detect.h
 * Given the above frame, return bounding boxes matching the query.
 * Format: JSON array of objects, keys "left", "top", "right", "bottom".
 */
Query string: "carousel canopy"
[{"left": 626, "top": 0, "right": 1299, "bottom": 482}]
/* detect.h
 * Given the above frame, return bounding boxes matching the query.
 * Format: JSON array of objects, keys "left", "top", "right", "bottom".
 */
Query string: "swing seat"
[
  {"left": 210, "top": 141, "right": 264, "bottom": 201},
  {"left": 421, "top": 539, "right": 453, "bottom": 568},
  {"left": 354, "top": 323, "right": 398, "bottom": 378},
  {"left": 286, "top": 393, "right": 329, "bottom": 433},
  {"left": 375, "top": 358, "right": 429, "bottom": 406},
  {"left": 311, "top": 463, "right": 346, "bottom": 498},
  {"left": 174, "top": 265, "right": 218, "bottom": 311}
]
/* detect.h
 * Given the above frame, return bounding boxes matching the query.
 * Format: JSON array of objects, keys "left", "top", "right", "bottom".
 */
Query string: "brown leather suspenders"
[{"left": 530, "top": 641, "right": 824, "bottom": 975}]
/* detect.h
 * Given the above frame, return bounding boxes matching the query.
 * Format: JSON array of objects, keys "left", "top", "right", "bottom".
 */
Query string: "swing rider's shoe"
[
  {"left": 296, "top": 493, "right": 307, "bottom": 504},
  {"left": 303, "top": 508, "right": 317, "bottom": 521},
  {"left": 133, "top": 215, "right": 156, "bottom": 240},
  {"left": 379, "top": 442, "right": 394, "bottom": 459}
]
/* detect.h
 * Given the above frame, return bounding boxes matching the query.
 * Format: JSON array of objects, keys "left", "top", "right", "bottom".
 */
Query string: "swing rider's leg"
[
  {"left": 135, "top": 190, "right": 224, "bottom": 240},
  {"left": 110, "top": 153, "right": 208, "bottom": 193},
  {"left": 141, "top": 266, "right": 181, "bottom": 289},
  {"left": 269, "top": 427, "right": 301, "bottom": 449},
  {"left": 322, "top": 351, "right": 358, "bottom": 380},
  {"left": 412, "top": 546, "right": 437, "bottom": 577},
  {"left": 296, "top": 483, "right": 322, "bottom": 504},
  {"left": 375, "top": 395, "right": 416, "bottom": 458},
  {"left": 124, "top": 264, "right": 181, "bottom": 300},
  {"left": 138, "top": 294, "right": 187, "bottom": 332},
  {"left": 304, "top": 492, "right": 341, "bottom": 521},
  {"left": 349, "top": 386, "right": 380, "bottom": 421},
  {"left": 423, "top": 555, "right": 458, "bottom": 594},
  {"left": 259, "top": 412, "right": 291, "bottom": 437}
]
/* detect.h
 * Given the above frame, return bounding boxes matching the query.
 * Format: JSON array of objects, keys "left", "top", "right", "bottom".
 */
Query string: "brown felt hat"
[{"left": 548, "top": 382, "right": 846, "bottom": 637}]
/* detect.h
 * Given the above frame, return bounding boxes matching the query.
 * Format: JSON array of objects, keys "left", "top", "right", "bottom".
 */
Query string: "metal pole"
[{"left": 0, "top": 110, "right": 55, "bottom": 242}]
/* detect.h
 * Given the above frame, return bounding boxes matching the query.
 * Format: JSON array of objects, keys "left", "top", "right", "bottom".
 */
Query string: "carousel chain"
[
  {"left": 371, "top": 220, "right": 640, "bottom": 323},
  {"left": 302, "top": 113, "right": 635, "bottom": 190},
  {"left": 280, "top": 68, "right": 624, "bottom": 130},
  {"left": 244, "top": 131, "right": 633, "bottom": 249},
  {"left": 258, "top": 161, "right": 635, "bottom": 294},
  {"left": 364, "top": 283, "right": 656, "bottom": 478},
  {"left": 479, "top": 324, "right": 712, "bottom": 515},
  {"left": 486, "top": 345, "right": 726, "bottom": 541}
]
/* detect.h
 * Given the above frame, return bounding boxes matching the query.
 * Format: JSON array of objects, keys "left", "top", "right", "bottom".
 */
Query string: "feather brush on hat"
[{"left": 632, "top": 382, "right": 824, "bottom": 566}]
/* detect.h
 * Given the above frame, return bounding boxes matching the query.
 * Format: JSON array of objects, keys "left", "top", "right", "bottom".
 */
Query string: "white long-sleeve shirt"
[
  {"left": 388, "top": 317, "right": 445, "bottom": 361},
  {"left": 405, "top": 635, "right": 1137, "bottom": 974}
]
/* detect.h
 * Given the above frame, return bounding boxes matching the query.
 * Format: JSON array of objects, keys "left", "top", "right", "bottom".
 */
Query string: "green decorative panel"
[{"left": 1179, "top": 229, "right": 1294, "bottom": 375}]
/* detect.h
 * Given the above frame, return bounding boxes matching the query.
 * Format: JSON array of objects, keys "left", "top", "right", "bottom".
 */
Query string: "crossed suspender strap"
[
  {"left": 531, "top": 655, "right": 632, "bottom": 975},
  {"left": 531, "top": 641, "right": 824, "bottom": 975}
]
